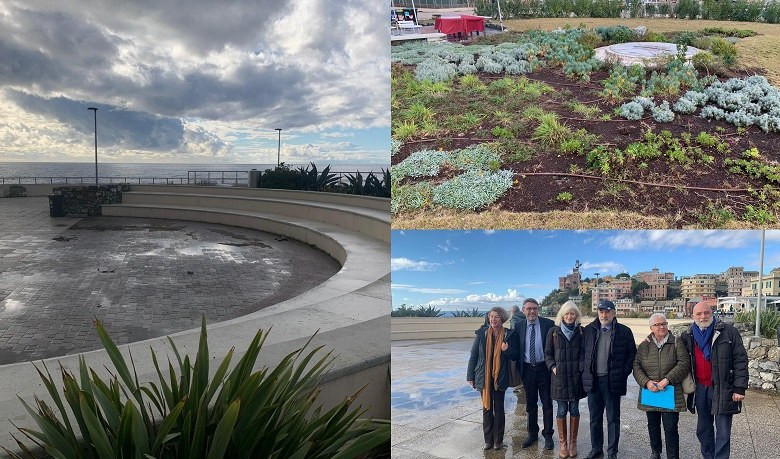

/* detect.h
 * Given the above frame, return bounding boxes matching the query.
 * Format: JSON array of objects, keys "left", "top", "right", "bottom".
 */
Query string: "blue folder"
[{"left": 640, "top": 386, "right": 675, "bottom": 410}]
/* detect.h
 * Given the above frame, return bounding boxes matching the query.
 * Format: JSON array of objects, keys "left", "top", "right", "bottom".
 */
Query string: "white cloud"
[
  {"left": 391, "top": 257, "right": 440, "bottom": 272},
  {"left": 437, "top": 239, "right": 457, "bottom": 253},
  {"left": 468, "top": 281, "right": 488, "bottom": 285},
  {"left": 425, "top": 289, "right": 525, "bottom": 310},
  {"left": 516, "top": 283, "right": 555, "bottom": 289},
  {"left": 391, "top": 284, "right": 468, "bottom": 295},
  {"left": 580, "top": 261, "right": 626, "bottom": 274},
  {"left": 607, "top": 230, "right": 780, "bottom": 251},
  {"left": 483, "top": 230, "right": 496, "bottom": 235}
]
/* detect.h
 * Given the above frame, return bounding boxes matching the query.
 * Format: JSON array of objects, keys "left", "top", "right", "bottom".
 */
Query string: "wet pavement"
[
  {"left": 0, "top": 197, "right": 339, "bottom": 364},
  {"left": 392, "top": 339, "right": 780, "bottom": 459}
]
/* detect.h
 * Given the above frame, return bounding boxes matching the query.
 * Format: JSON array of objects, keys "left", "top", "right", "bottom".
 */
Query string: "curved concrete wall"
[{"left": 0, "top": 186, "right": 390, "bottom": 453}]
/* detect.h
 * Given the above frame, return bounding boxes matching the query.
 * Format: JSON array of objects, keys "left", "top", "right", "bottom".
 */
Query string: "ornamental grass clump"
[
  {"left": 392, "top": 150, "right": 448, "bottom": 181},
  {"left": 392, "top": 181, "right": 433, "bottom": 214},
  {"left": 432, "top": 169, "right": 513, "bottom": 211},
  {"left": 7, "top": 319, "right": 389, "bottom": 459}
]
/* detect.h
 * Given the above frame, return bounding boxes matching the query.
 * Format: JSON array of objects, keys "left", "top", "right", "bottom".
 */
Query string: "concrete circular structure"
[
  {"left": 0, "top": 186, "right": 390, "bottom": 453},
  {"left": 0, "top": 215, "right": 340, "bottom": 364},
  {"left": 594, "top": 42, "right": 701, "bottom": 67}
]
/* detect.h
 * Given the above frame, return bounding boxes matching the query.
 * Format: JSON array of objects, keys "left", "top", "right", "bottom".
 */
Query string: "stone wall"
[
  {"left": 671, "top": 322, "right": 780, "bottom": 391},
  {"left": 53, "top": 185, "right": 128, "bottom": 216},
  {"left": 745, "top": 335, "right": 780, "bottom": 391}
]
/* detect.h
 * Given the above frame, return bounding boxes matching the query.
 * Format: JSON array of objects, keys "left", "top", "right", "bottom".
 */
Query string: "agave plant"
[
  {"left": 6, "top": 319, "right": 389, "bottom": 458},
  {"left": 297, "top": 163, "right": 339, "bottom": 192}
]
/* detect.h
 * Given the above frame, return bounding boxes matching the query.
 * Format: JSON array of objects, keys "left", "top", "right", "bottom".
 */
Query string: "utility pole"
[
  {"left": 275, "top": 128, "right": 282, "bottom": 166},
  {"left": 88, "top": 107, "right": 98, "bottom": 184}
]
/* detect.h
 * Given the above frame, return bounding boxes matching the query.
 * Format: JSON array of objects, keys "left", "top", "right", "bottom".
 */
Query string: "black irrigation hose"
[{"left": 515, "top": 171, "right": 755, "bottom": 193}]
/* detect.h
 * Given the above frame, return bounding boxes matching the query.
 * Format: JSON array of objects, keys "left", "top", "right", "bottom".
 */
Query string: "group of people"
[{"left": 467, "top": 298, "right": 749, "bottom": 459}]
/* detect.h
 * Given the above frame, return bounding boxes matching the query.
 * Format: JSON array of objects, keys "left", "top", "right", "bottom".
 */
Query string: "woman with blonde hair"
[
  {"left": 467, "top": 306, "right": 519, "bottom": 450},
  {"left": 544, "top": 300, "right": 585, "bottom": 458}
]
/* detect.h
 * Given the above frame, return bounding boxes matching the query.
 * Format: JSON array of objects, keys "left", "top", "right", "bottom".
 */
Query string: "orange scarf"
[{"left": 482, "top": 326, "right": 505, "bottom": 410}]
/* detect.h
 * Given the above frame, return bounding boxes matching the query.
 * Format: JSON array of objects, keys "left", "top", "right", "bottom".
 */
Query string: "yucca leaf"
[
  {"left": 32, "top": 362, "right": 75, "bottom": 440},
  {"left": 187, "top": 391, "right": 209, "bottom": 459},
  {"left": 329, "top": 421, "right": 390, "bottom": 459},
  {"left": 94, "top": 320, "right": 137, "bottom": 393},
  {"left": 89, "top": 377, "right": 120, "bottom": 431},
  {"left": 117, "top": 400, "right": 134, "bottom": 455},
  {"left": 43, "top": 445, "right": 70, "bottom": 459},
  {"left": 151, "top": 350, "right": 175, "bottom": 409},
  {"left": 140, "top": 385, "right": 164, "bottom": 418},
  {"left": 17, "top": 397, "right": 80, "bottom": 459},
  {"left": 78, "top": 392, "right": 114, "bottom": 458},
  {"left": 206, "top": 399, "right": 240, "bottom": 459},
  {"left": 205, "top": 347, "right": 234, "bottom": 405},
  {"left": 129, "top": 400, "right": 151, "bottom": 455},
  {"left": 151, "top": 398, "right": 186, "bottom": 453}
]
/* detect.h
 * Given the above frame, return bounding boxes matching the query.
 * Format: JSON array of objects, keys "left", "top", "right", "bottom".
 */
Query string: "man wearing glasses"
[{"left": 514, "top": 298, "right": 556, "bottom": 450}]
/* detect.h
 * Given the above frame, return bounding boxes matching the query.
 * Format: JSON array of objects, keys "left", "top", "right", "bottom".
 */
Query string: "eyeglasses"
[{"left": 651, "top": 323, "right": 668, "bottom": 328}]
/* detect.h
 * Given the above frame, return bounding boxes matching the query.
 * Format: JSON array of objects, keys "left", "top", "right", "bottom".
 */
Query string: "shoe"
[
  {"left": 522, "top": 435, "right": 539, "bottom": 448},
  {"left": 586, "top": 451, "right": 604, "bottom": 459},
  {"left": 494, "top": 443, "right": 507, "bottom": 450},
  {"left": 544, "top": 435, "right": 554, "bottom": 450},
  {"left": 483, "top": 443, "right": 493, "bottom": 451},
  {"left": 557, "top": 418, "right": 568, "bottom": 458},
  {"left": 607, "top": 454, "right": 617, "bottom": 459},
  {"left": 568, "top": 416, "right": 579, "bottom": 457},
  {"left": 650, "top": 452, "right": 661, "bottom": 459}
]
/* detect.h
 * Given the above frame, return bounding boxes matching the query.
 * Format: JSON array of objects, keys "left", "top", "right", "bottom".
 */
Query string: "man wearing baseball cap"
[{"left": 580, "top": 300, "right": 637, "bottom": 459}]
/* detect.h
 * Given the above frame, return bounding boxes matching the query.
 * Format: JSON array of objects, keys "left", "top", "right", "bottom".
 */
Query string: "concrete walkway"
[
  {"left": 392, "top": 339, "right": 780, "bottom": 459},
  {"left": 0, "top": 197, "right": 338, "bottom": 364}
]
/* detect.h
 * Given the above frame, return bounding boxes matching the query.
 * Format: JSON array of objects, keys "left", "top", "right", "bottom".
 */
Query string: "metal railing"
[
  {"left": 1, "top": 170, "right": 387, "bottom": 187},
  {"left": 0, "top": 176, "right": 189, "bottom": 185}
]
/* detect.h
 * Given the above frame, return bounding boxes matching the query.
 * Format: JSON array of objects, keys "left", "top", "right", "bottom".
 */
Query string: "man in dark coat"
[
  {"left": 509, "top": 304, "right": 525, "bottom": 330},
  {"left": 514, "top": 298, "right": 556, "bottom": 450},
  {"left": 580, "top": 300, "right": 637, "bottom": 459},
  {"left": 679, "top": 301, "right": 748, "bottom": 459}
]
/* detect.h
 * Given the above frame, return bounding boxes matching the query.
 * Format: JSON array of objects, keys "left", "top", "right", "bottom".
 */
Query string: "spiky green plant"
[
  {"left": 532, "top": 114, "right": 571, "bottom": 147},
  {"left": 6, "top": 319, "right": 389, "bottom": 458}
]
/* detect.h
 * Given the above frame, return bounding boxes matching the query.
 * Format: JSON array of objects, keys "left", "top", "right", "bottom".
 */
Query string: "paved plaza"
[
  {"left": 392, "top": 339, "right": 780, "bottom": 459},
  {"left": 0, "top": 197, "right": 339, "bottom": 364}
]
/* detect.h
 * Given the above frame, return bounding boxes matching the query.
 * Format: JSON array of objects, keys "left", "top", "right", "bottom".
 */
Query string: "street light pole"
[
  {"left": 275, "top": 128, "right": 282, "bottom": 166},
  {"left": 87, "top": 107, "right": 98, "bottom": 184}
]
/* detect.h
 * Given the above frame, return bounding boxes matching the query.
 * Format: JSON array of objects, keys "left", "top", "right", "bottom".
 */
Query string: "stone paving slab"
[
  {"left": 392, "top": 339, "right": 779, "bottom": 459},
  {"left": 0, "top": 197, "right": 339, "bottom": 364}
]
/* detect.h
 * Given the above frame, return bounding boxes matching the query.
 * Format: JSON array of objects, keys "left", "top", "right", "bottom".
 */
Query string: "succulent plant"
[{"left": 620, "top": 101, "right": 645, "bottom": 120}]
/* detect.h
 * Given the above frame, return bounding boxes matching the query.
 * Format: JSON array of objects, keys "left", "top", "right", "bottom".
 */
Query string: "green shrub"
[
  {"left": 676, "top": 0, "right": 700, "bottom": 19},
  {"left": 9, "top": 319, "right": 389, "bottom": 458},
  {"left": 556, "top": 191, "right": 573, "bottom": 202},
  {"left": 260, "top": 163, "right": 302, "bottom": 190},
  {"left": 735, "top": 309, "right": 780, "bottom": 339},
  {"left": 709, "top": 38, "right": 738, "bottom": 67}
]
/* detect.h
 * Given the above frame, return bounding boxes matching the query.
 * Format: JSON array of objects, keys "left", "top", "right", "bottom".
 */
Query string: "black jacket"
[
  {"left": 679, "top": 320, "right": 748, "bottom": 416},
  {"left": 467, "top": 325, "right": 520, "bottom": 391},
  {"left": 544, "top": 324, "right": 586, "bottom": 401},
  {"left": 514, "top": 316, "right": 555, "bottom": 378},
  {"left": 580, "top": 317, "right": 637, "bottom": 396}
]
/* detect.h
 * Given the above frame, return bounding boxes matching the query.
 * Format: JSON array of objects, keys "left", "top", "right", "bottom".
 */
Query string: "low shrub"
[
  {"left": 620, "top": 101, "right": 645, "bottom": 120},
  {"left": 433, "top": 169, "right": 514, "bottom": 210},
  {"left": 392, "top": 150, "right": 448, "bottom": 181},
  {"left": 652, "top": 101, "right": 676, "bottom": 122}
]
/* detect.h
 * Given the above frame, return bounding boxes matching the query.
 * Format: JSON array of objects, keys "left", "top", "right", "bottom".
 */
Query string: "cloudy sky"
[
  {"left": 391, "top": 230, "right": 780, "bottom": 311},
  {"left": 0, "top": 0, "right": 389, "bottom": 164}
]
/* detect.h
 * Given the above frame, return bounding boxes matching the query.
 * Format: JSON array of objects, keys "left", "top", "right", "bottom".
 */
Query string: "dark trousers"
[
  {"left": 695, "top": 384, "right": 733, "bottom": 459},
  {"left": 646, "top": 411, "right": 679, "bottom": 459},
  {"left": 522, "top": 362, "right": 554, "bottom": 438},
  {"left": 587, "top": 375, "right": 622, "bottom": 455},
  {"left": 483, "top": 387, "right": 506, "bottom": 446}
]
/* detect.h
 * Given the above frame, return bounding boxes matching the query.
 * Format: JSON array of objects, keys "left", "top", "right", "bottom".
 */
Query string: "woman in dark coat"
[
  {"left": 544, "top": 300, "right": 585, "bottom": 458},
  {"left": 633, "top": 313, "right": 690, "bottom": 459},
  {"left": 467, "top": 306, "right": 519, "bottom": 451}
]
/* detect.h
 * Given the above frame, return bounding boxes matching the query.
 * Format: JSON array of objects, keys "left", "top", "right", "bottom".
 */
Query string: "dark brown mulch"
[{"left": 393, "top": 65, "right": 780, "bottom": 225}]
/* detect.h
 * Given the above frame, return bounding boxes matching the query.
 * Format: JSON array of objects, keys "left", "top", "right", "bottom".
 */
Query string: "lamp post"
[
  {"left": 275, "top": 128, "right": 282, "bottom": 167},
  {"left": 87, "top": 107, "right": 98, "bottom": 184},
  {"left": 594, "top": 273, "right": 600, "bottom": 313}
]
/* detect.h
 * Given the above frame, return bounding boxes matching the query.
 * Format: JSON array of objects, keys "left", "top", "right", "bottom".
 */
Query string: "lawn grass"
[
  {"left": 504, "top": 18, "right": 780, "bottom": 84},
  {"left": 391, "top": 208, "right": 770, "bottom": 230}
]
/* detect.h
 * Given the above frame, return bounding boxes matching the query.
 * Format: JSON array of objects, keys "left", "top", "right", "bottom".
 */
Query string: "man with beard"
[
  {"left": 680, "top": 301, "right": 748, "bottom": 459},
  {"left": 580, "top": 300, "right": 636, "bottom": 459}
]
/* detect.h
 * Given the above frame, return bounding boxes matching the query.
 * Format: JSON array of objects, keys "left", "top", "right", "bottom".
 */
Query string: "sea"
[{"left": 0, "top": 162, "right": 387, "bottom": 185}]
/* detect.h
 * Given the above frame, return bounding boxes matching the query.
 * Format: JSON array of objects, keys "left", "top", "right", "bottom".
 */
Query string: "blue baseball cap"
[{"left": 598, "top": 300, "right": 616, "bottom": 311}]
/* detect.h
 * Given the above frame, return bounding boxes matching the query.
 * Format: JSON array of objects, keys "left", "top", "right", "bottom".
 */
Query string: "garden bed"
[{"left": 391, "top": 25, "right": 780, "bottom": 228}]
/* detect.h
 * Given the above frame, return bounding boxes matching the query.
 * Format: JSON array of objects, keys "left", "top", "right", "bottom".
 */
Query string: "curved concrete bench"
[{"left": 0, "top": 186, "right": 390, "bottom": 453}]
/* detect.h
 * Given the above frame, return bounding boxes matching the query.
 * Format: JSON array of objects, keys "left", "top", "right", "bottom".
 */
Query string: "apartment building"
[{"left": 681, "top": 274, "right": 717, "bottom": 300}]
